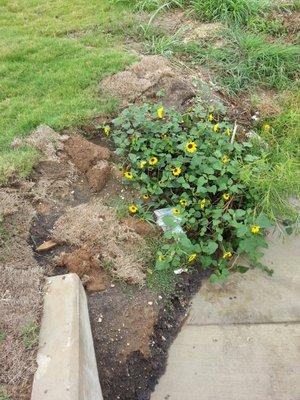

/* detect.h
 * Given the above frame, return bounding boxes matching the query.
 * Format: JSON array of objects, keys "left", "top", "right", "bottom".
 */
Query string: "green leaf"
[
  {"left": 256, "top": 214, "right": 272, "bottom": 228},
  {"left": 236, "top": 265, "right": 250, "bottom": 274},
  {"left": 204, "top": 240, "right": 218, "bottom": 255}
]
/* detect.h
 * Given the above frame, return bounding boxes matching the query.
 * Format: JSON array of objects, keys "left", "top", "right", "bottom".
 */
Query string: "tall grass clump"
[
  {"left": 188, "top": 30, "right": 300, "bottom": 94},
  {"left": 191, "top": 0, "right": 269, "bottom": 25},
  {"left": 241, "top": 90, "right": 300, "bottom": 224}
]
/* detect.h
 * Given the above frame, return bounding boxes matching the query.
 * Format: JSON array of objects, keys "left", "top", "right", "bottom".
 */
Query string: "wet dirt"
[{"left": 89, "top": 266, "right": 210, "bottom": 400}]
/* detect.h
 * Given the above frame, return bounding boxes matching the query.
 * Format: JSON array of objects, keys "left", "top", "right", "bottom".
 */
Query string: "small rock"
[
  {"left": 36, "top": 240, "right": 57, "bottom": 252},
  {"left": 148, "top": 301, "right": 153, "bottom": 306}
]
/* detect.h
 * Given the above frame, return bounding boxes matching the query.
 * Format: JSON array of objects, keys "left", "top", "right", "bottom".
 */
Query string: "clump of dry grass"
[{"left": 52, "top": 201, "right": 150, "bottom": 284}]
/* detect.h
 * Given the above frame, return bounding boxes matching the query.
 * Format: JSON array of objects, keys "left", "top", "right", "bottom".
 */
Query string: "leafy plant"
[
  {"left": 110, "top": 103, "right": 273, "bottom": 282},
  {"left": 21, "top": 321, "right": 39, "bottom": 350}
]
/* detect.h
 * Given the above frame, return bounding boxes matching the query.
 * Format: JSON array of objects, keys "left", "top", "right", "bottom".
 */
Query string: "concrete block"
[{"left": 31, "top": 273, "right": 103, "bottom": 400}]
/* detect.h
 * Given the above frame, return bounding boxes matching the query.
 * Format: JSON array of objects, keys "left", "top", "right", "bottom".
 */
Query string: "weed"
[
  {"left": 21, "top": 321, "right": 39, "bottom": 350},
  {"left": 242, "top": 90, "right": 300, "bottom": 224},
  {"left": 0, "top": 389, "right": 10, "bottom": 400},
  {"left": 247, "top": 16, "right": 287, "bottom": 37},
  {"left": 184, "top": 29, "right": 300, "bottom": 94},
  {"left": 191, "top": 0, "right": 268, "bottom": 25},
  {"left": 143, "top": 27, "right": 186, "bottom": 57},
  {"left": 0, "top": 331, "right": 6, "bottom": 343},
  {"left": 147, "top": 269, "right": 176, "bottom": 297}
]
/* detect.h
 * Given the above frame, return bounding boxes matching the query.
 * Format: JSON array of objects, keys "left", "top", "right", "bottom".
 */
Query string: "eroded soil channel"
[{"left": 20, "top": 124, "right": 207, "bottom": 399}]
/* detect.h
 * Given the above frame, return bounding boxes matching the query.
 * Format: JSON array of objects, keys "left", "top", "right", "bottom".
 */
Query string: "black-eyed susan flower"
[
  {"left": 223, "top": 193, "right": 230, "bottom": 201},
  {"left": 103, "top": 126, "right": 110, "bottom": 136},
  {"left": 157, "top": 106, "right": 165, "bottom": 119},
  {"left": 222, "top": 155, "right": 230, "bottom": 164},
  {"left": 251, "top": 225, "right": 261, "bottom": 234},
  {"left": 263, "top": 123, "right": 271, "bottom": 132},
  {"left": 128, "top": 204, "right": 138, "bottom": 214},
  {"left": 124, "top": 171, "right": 133, "bottom": 180},
  {"left": 142, "top": 194, "right": 150, "bottom": 200},
  {"left": 188, "top": 253, "right": 197, "bottom": 263},
  {"left": 185, "top": 141, "right": 197, "bottom": 153},
  {"left": 139, "top": 160, "right": 147, "bottom": 169},
  {"left": 225, "top": 128, "right": 231, "bottom": 136},
  {"left": 213, "top": 123, "right": 219, "bottom": 132},
  {"left": 172, "top": 167, "right": 182, "bottom": 176},
  {"left": 223, "top": 251, "right": 232, "bottom": 259},
  {"left": 199, "top": 199, "right": 207, "bottom": 209},
  {"left": 158, "top": 254, "right": 165, "bottom": 262},
  {"left": 179, "top": 198, "right": 188, "bottom": 207},
  {"left": 172, "top": 208, "right": 180, "bottom": 216},
  {"left": 149, "top": 156, "right": 158, "bottom": 166},
  {"left": 208, "top": 113, "right": 214, "bottom": 122}
]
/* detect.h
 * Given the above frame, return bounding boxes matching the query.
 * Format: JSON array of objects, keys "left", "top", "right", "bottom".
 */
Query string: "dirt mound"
[
  {"left": 86, "top": 160, "right": 111, "bottom": 192},
  {"left": 52, "top": 201, "right": 150, "bottom": 284},
  {"left": 122, "top": 217, "right": 157, "bottom": 237},
  {"left": 57, "top": 246, "right": 109, "bottom": 292},
  {"left": 64, "top": 135, "right": 111, "bottom": 173},
  {"left": 100, "top": 55, "right": 196, "bottom": 110}
]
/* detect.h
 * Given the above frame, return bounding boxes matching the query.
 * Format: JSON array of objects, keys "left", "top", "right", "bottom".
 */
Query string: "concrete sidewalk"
[{"left": 151, "top": 232, "right": 300, "bottom": 400}]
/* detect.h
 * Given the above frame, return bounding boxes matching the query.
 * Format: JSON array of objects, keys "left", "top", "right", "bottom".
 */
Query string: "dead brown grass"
[{"left": 52, "top": 200, "right": 150, "bottom": 284}]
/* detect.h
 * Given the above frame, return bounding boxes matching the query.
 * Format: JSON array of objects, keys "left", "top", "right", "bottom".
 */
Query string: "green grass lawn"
[{"left": 0, "top": 0, "right": 136, "bottom": 183}]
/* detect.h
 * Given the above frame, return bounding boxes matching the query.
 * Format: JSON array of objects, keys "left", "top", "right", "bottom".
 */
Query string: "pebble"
[{"left": 147, "top": 301, "right": 153, "bottom": 306}]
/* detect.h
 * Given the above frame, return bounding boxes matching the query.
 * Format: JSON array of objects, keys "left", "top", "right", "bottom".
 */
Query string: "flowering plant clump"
[{"left": 111, "top": 103, "right": 272, "bottom": 282}]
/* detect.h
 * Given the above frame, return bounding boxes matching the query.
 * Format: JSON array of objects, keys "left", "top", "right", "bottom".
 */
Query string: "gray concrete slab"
[
  {"left": 188, "top": 233, "right": 300, "bottom": 325},
  {"left": 151, "top": 323, "right": 300, "bottom": 400},
  {"left": 152, "top": 231, "right": 300, "bottom": 399},
  {"left": 31, "top": 273, "right": 103, "bottom": 400}
]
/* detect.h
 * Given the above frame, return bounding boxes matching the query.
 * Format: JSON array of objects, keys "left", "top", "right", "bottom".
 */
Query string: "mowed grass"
[{"left": 0, "top": 0, "right": 135, "bottom": 183}]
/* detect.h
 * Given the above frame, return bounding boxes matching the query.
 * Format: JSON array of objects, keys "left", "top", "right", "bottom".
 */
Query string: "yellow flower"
[
  {"left": 142, "top": 194, "right": 150, "bottom": 200},
  {"left": 149, "top": 156, "right": 158, "bottom": 166},
  {"left": 199, "top": 199, "right": 207, "bottom": 210},
  {"left": 213, "top": 123, "right": 219, "bottom": 132},
  {"left": 157, "top": 106, "right": 165, "bottom": 119},
  {"left": 124, "top": 171, "right": 133, "bottom": 180},
  {"left": 179, "top": 198, "right": 188, "bottom": 207},
  {"left": 225, "top": 128, "right": 231, "bottom": 136},
  {"left": 185, "top": 141, "right": 197, "bottom": 153},
  {"left": 222, "top": 155, "right": 230, "bottom": 164},
  {"left": 172, "top": 167, "right": 182, "bottom": 176},
  {"left": 251, "top": 225, "right": 261, "bottom": 234},
  {"left": 263, "top": 123, "right": 271, "bottom": 132},
  {"left": 103, "top": 126, "right": 110, "bottom": 136},
  {"left": 208, "top": 113, "right": 214, "bottom": 122},
  {"left": 139, "top": 160, "right": 147, "bottom": 169},
  {"left": 161, "top": 133, "right": 168, "bottom": 139},
  {"left": 223, "top": 193, "right": 230, "bottom": 201},
  {"left": 128, "top": 204, "right": 138, "bottom": 214},
  {"left": 172, "top": 208, "right": 180, "bottom": 216},
  {"left": 223, "top": 251, "right": 232, "bottom": 259},
  {"left": 188, "top": 253, "right": 197, "bottom": 263},
  {"left": 158, "top": 255, "right": 165, "bottom": 262}
]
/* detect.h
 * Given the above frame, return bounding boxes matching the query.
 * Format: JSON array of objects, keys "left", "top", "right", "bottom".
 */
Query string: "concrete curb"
[{"left": 31, "top": 273, "right": 103, "bottom": 400}]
